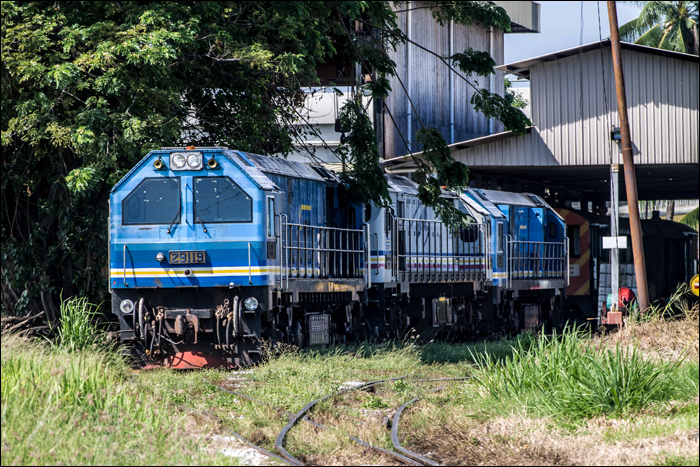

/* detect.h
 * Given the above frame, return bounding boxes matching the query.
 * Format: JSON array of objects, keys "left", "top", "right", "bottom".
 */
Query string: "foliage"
[
  {"left": 470, "top": 327, "right": 694, "bottom": 419},
  {"left": 471, "top": 88, "right": 532, "bottom": 136},
  {"left": 363, "top": 395, "right": 390, "bottom": 409},
  {"left": 337, "top": 95, "right": 391, "bottom": 208},
  {"left": 505, "top": 77, "right": 528, "bottom": 110},
  {"left": 679, "top": 206, "right": 699, "bottom": 231},
  {"left": 2, "top": 1, "right": 530, "bottom": 316},
  {"left": 429, "top": 0, "right": 512, "bottom": 32},
  {"left": 450, "top": 48, "right": 497, "bottom": 77},
  {"left": 413, "top": 127, "right": 472, "bottom": 228},
  {"left": 619, "top": 1, "right": 699, "bottom": 54}
]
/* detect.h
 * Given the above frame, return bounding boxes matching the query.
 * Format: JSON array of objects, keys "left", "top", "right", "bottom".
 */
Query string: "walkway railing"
[
  {"left": 279, "top": 214, "right": 367, "bottom": 289},
  {"left": 507, "top": 240, "right": 568, "bottom": 283},
  {"left": 394, "top": 217, "right": 490, "bottom": 283}
]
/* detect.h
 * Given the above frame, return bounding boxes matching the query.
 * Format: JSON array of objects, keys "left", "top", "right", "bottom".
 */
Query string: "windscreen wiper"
[
  {"left": 166, "top": 206, "right": 181, "bottom": 234},
  {"left": 193, "top": 203, "right": 208, "bottom": 234}
]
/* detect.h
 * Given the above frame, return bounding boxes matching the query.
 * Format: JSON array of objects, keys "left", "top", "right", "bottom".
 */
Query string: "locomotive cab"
[{"left": 109, "top": 148, "right": 284, "bottom": 366}]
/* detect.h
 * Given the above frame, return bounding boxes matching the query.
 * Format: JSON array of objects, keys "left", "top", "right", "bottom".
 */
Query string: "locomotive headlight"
[
  {"left": 244, "top": 297, "right": 258, "bottom": 311},
  {"left": 120, "top": 299, "right": 134, "bottom": 314},
  {"left": 171, "top": 153, "right": 187, "bottom": 169},
  {"left": 187, "top": 153, "right": 202, "bottom": 169}
]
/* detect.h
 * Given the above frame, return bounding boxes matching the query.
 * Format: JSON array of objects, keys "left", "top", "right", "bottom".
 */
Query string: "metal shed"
[{"left": 383, "top": 40, "right": 700, "bottom": 202}]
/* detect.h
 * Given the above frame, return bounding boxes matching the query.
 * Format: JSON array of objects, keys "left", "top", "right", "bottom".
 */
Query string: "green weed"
[
  {"left": 629, "top": 283, "right": 694, "bottom": 324},
  {"left": 393, "top": 379, "right": 411, "bottom": 393},
  {"left": 470, "top": 327, "right": 695, "bottom": 420},
  {"left": 54, "top": 294, "right": 107, "bottom": 352},
  {"left": 363, "top": 395, "right": 389, "bottom": 409},
  {"left": 654, "top": 452, "right": 699, "bottom": 466}
]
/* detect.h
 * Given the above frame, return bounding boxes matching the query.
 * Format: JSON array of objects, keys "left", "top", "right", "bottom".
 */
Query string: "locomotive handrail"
[
  {"left": 280, "top": 214, "right": 289, "bottom": 290},
  {"left": 365, "top": 223, "right": 371, "bottom": 288},
  {"left": 248, "top": 242, "right": 252, "bottom": 285},
  {"left": 281, "top": 221, "right": 365, "bottom": 281},
  {"left": 506, "top": 235, "right": 512, "bottom": 289},
  {"left": 394, "top": 217, "right": 488, "bottom": 284},
  {"left": 373, "top": 233, "right": 379, "bottom": 276},
  {"left": 123, "top": 244, "right": 128, "bottom": 287},
  {"left": 507, "top": 239, "right": 568, "bottom": 281},
  {"left": 565, "top": 236, "right": 570, "bottom": 287},
  {"left": 391, "top": 212, "right": 398, "bottom": 281}
]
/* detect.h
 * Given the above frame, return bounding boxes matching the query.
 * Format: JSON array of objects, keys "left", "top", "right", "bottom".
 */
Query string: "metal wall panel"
[
  {"left": 385, "top": 1, "right": 502, "bottom": 159},
  {"left": 494, "top": 1, "right": 540, "bottom": 33},
  {"left": 453, "top": 47, "right": 699, "bottom": 167}
]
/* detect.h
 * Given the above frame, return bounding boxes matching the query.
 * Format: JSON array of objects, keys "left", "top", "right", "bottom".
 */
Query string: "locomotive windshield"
[
  {"left": 122, "top": 178, "right": 180, "bottom": 225},
  {"left": 194, "top": 176, "right": 252, "bottom": 223}
]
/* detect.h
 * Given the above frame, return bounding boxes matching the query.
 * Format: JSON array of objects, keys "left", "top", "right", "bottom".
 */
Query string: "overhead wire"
[
  {"left": 580, "top": 1, "right": 586, "bottom": 172},
  {"left": 598, "top": 1, "right": 613, "bottom": 166}
]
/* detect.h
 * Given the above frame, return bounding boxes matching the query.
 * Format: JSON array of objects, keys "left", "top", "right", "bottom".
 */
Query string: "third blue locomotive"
[{"left": 109, "top": 147, "right": 568, "bottom": 367}]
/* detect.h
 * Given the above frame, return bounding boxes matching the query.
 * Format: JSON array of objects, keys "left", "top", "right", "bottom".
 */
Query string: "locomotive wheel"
[
  {"left": 293, "top": 321, "right": 305, "bottom": 349},
  {"left": 121, "top": 342, "right": 152, "bottom": 369}
]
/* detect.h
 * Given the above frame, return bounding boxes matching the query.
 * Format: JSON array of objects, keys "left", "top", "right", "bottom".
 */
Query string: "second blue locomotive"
[{"left": 109, "top": 147, "right": 568, "bottom": 367}]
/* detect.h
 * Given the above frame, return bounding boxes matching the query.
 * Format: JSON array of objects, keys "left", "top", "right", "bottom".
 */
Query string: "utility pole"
[{"left": 607, "top": 1, "right": 650, "bottom": 312}]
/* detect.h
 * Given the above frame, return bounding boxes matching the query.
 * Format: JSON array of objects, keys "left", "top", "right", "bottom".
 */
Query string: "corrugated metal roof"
[
  {"left": 494, "top": 1, "right": 540, "bottom": 33},
  {"left": 385, "top": 40, "right": 698, "bottom": 173},
  {"left": 223, "top": 150, "right": 279, "bottom": 190},
  {"left": 497, "top": 39, "right": 699, "bottom": 79},
  {"left": 474, "top": 189, "right": 539, "bottom": 207},
  {"left": 459, "top": 193, "right": 492, "bottom": 217}
]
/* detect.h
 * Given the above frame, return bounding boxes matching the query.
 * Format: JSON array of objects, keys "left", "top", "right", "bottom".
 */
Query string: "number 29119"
[{"left": 168, "top": 251, "right": 205, "bottom": 264}]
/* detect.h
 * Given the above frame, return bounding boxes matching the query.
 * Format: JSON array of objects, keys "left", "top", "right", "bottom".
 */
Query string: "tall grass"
[
  {"left": 629, "top": 283, "right": 694, "bottom": 324},
  {"left": 55, "top": 295, "right": 106, "bottom": 351},
  {"left": 470, "top": 328, "right": 695, "bottom": 420},
  {"left": 0, "top": 334, "right": 228, "bottom": 465}
]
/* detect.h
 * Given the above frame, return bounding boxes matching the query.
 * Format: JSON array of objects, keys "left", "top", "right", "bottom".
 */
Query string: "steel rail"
[
  {"left": 205, "top": 379, "right": 422, "bottom": 466},
  {"left": 391, "top": 378, "right": 472, "bottom": 466},
  {"left": 274, "top": 376, "right": 410, "bottom": 466}
]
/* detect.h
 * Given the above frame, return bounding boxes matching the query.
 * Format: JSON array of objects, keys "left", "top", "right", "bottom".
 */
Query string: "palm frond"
[
  {"left": 659, "top": 22, "right": 681, "bottom": 50},
  {"left": 679, "top": 207, "right": 699, "bottom": 231},
  {"left": 617, "top": 1, "right": 648, "bottom": 8},
  {"left": 636, "top": 23, "right": 665, "bottom": 47},
  {"left": 637, "top": 1, "right": 674, "bottom": 30},
  {"left": 620, "top": 17, "right": 646, "bottom": 42},
  {"left": 675, "top": 20, "right": 692, "bottom": 53}
]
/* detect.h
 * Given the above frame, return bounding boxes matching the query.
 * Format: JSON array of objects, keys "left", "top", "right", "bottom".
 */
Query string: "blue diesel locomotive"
[{"left": 109, "top": 147, "right": 568, "bottom": 367}]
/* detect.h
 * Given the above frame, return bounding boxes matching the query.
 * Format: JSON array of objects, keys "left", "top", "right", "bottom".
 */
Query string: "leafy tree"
[
  {"left": 505, "top": 77, "right": 528, "bottom": 110},
  {"left": 2, "top": 1, "right": 529, "bottom": 317},
  {"left": 619, "top": 1, "right": 699, "bottom": 54}
]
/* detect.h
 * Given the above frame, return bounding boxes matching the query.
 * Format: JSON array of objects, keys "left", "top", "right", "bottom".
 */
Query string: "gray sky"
[{"left": 504, "top": 1, "right": 644, "bottom": 67}]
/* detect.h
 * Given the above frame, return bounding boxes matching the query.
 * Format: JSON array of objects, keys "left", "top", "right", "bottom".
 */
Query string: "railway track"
[
  {"left": 205, "top": 375, "right": 470, "bottom": 466},
  {"left": 207, "top": 376, "right": 420, "bottom": 465}
]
